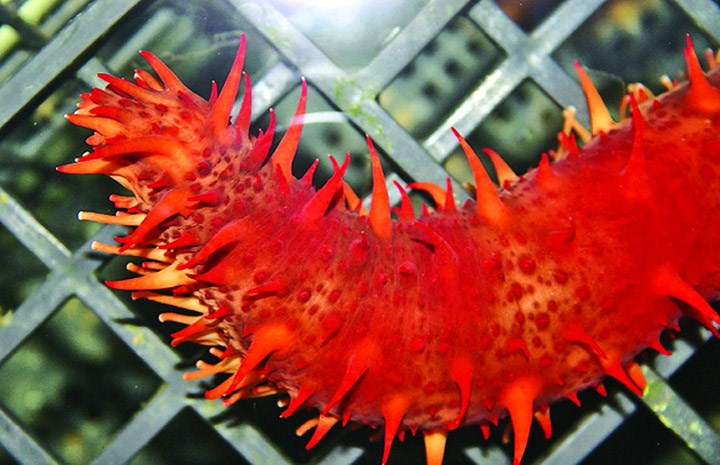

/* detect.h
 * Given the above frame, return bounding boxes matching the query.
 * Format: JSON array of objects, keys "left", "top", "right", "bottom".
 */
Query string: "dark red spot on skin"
[{"left": 62, "top": 37, "right": 720, "bottom": 465}]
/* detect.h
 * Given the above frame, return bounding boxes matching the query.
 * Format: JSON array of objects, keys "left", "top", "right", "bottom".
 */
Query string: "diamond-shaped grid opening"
[
  {"left": 0, "top": 0, "right": 94, "bottom": 86},
  {"left": 443, "top": 79, "right": 563, "bottom": 186},
  {"left": 379, "top": 15, "right": 502, "bottom": 138},
  {"left": 90, "top": 0, "right": 279, "bottom": 97},
  {"left": 554, "top": 0, "right": 715, "bottom": 98},
  {"left": 0, "top": 78, "right": 117, "bottom": 250},
  {"left": 582, "top": 407, "right": 702, "bottom": 465},
  {"left": 129, "top": 407, "right": 249, "bottom": 465},
  {"left": 264, "top": 0, "right": 429, "bottom": 72},
  {"left": 0, "top": 223, "right": 47, "bottom": 317},
  {"left": 254, "top": 82, "right": 374, "bottom": 196},
  {"left": 493, "top": 0, "right": 564, "bottom": 32},
  {"left": 0, "top": 297, "right": 161, "bottom": 464}
]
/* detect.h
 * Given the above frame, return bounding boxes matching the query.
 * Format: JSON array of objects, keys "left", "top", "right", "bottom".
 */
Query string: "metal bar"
[
  {"left": 423, "top": 0, "right": 606, "bottom": 163},
  {"left": 0, "top": 184, "right": 70, "bottom": 270},
  {"left": 231, "top": 0, "right": 466, "bottom": 192},
  {"left": 90, "top": 386, "right": 185, "bottom": 465},
  {"left": 356, "top": 0, "right": 472, "bottom": 93},
  {"left": 674, "top": 0, "right": 720, "bottom": 42},
  {"left": 0, "top": 271, "right": 70, "bottom": 364},
  {"left": 641, "top": 368, "right": 720, "bottom": 465},
  {"left": 0, "top": 406, "right": 60, "bottom": 465},
  {"left": 0, "top": 0, "right": 143, "bottom": 131}
]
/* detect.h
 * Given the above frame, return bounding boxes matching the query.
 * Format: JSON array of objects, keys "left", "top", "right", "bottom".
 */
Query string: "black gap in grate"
[
  {"left": 379, "top": 15, "right": 501, "bottom": 139},
  {"left": 254, "top": 81, "right": 374, "bottom": 196},
  {"left": 493, "top": 0, "right": 565, "bottom": 32},
  {"left": 443, "top": 79, "right": 563, "bottom": 186},
  {"left": 0, "top": 78, "right": 117, "bottom": 250},
  {"left": 0, "top": 297, "right": 161, "bottom": 464},
  {"left": 129, "top": 407, "right": 249, "bottom": 465},
  {"left": 554, "top": 0, "right": 717, "bottom": 98},
  {"left": 0, "top": 224, "right": 46, "bottom": 316},
  {"left": 263, "top": 0, "right": 429, "bottom": 72},
  {"left": 581, "top": 405, "right": 703, "bottom": 465}
]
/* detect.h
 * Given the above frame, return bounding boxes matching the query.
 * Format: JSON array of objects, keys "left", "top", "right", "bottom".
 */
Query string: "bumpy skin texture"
[{"left": 60, "top": 36, "right": 720, "bottom": 465}]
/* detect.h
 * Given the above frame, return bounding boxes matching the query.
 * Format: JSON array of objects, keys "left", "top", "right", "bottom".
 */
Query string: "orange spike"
[
  {"left": 233, "top": 73, "right": 253, "bottom": 141},
  {"left": 342, "top": 182, "right": 366, "bottom": 213},
  {"left": 98, "top": 73, "right": 160, "bottom": 103},
  {"left": 683, "top": 34, "right": 720, "bottom": 112},
  {"left": 392, "top": 181, "right": 415, "bottom": 221},
  {"left": 447, "top": 357, "right": 472, "bottom": 429},
  {"left": 480, "top": 422, "right": 491, "bottom": 440},
  {"left": 562, "top": 322, "right": 608, "bottom": 360},
  {"left": 443, "top": 178, "right": 456, "bottom": 213},
  {"left": 451, "top": 128, "right": 506, "bottom": 225},
  {"left": 655, "top": 266, "right": 720, "bottom": 337},
  {"left": 381, "top": 395, "right": 409, "bottom": 465},
  {"left": 247, "top": 110, "right": 276, "bottom": 169},
  {"left": 210, "top": 35, "right": 246, "bottom": 140},
  {"left": 224, "top": 323, "right": 294, "bottom": 395},
  {"left": 133, "top": 68, "right": 163, "bottom": 91},
  {"left": 482, "top": 147, "right": 518, "bottom": 187},
  {"left": 627, "top": 361, "right": 647, "bottom": 392},
  {"left": 78, "top": 211, "right": 145, "bottom": 226},
  {"left": 534, "top": 406, "right": 552, "bottom": 439},
  {"left": 181, "top": 217, "right": 249, "bottom": 269},
  {"left": 118, "top": 188, "right": 193, "bottom": 249},
  {"left": 91, "top": 241, "right": 171, "bottom": 262},
  {"left": 367, "top": 136, "right": 392, "bottom": 240},
  {"left": 408, "top": 181, "right": 446, "bottom": 210},
  {"left": 281, "top": 384, "right": 316, "bottom": 418},
  {"left": 65, "top": 113, "right": 125, "bottom": 138},
  {"left": 272, "top": 79, "right": 307, "bottom": 181},
  {"left": 106, "top": 261, "right": 194, "bottom": 291},
  {"left": 302, "top": 155, "right": 350, "bottom": 220},
  {"left": 139, "top": 50, "right": 196, "bottom": 96},
  {"left": 501, "top": 376, "right": 541, "bottom": 465},
  {"left": 322, "top": 340, "right": 378, "bottom": 415},
  {"left": 622, "top": 93, "right": 647, "bottom": 183},
  {"left": 573, "top": 61, "right": 615, "bottom": 134},
  {"left": 303, "top": 415, "right": 339, "bottom": 450},
  {"left": 595, "top": 383, "right": 608, "bottom": 397},
  {"left": 603, "top": 359, "right": 644, "bottom": 396},
  {"left": 535, "top": 153, "right": 556, "bottom": 187},
  {"left": 423, "top": 429, "right": 448, "bottom": 465}
]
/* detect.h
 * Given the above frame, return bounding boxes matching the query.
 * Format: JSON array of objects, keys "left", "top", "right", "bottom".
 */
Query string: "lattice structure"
[{"left": 1, "top": 1, "right": 720, "bottom": 464}]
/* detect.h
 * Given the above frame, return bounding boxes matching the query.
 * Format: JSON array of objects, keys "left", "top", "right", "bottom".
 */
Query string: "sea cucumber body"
[{"left": 60, "top": 38, "right": 720, "bottom": 464}]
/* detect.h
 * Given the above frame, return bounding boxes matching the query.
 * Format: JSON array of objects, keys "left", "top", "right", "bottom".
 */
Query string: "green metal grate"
[{"left": 1, "top": 0, "right": 720, "bottom": 464}]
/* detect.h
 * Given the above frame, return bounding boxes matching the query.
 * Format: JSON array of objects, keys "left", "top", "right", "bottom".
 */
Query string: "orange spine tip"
[
  {"left": 573, "top": 61, "right": 616, "bottom": 135},
  {"left": 423, "top": 429, "right": 448, "bottom": 465},
  {"left": 367, "top": 136, "right": 393, "bottom": 240},
  {"left": 381, "top": 396, "right": 409, "bottom": 465},
  {"left": 271, "top": 79, "right": 307, "bottom": 181},
  {"left": 451, "top": 128, "right": 506, "bottom": 225},
  {"left": 683, "top": 34, "right": 720, "bottom": 112},
  {"left": 482, "top": 147, "right": 518, "bottom": 187},
  {"left": 209, "top": 34, "right": 246, "bottom": 140}
]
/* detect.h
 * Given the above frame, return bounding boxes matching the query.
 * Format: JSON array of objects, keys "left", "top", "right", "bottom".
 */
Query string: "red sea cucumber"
[{"left": 59, "top": 35, "right": 720, "bottom": 464}]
